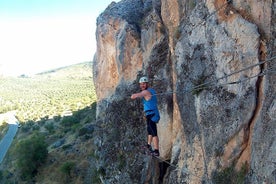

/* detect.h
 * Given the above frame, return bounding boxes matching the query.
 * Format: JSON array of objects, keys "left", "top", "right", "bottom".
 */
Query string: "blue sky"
[{"left": 0, "top": 0, "right": 118, "bottom": 76}]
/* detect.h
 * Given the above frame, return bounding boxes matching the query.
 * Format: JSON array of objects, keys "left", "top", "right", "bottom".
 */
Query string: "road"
[{"left": 0, "top": 112, "right": 19, "bottom": 164}]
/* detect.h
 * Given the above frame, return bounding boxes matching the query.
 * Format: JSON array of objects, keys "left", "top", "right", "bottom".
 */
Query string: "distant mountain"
[{"left": 35, "top": 61, "right": 92, "bottom": 80}]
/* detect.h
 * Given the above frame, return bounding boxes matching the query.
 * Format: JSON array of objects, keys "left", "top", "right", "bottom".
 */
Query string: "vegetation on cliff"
[
  {"left": 0, "top": 62, "right": 95, "bottom": 122},
  {"left": 0, "top": 62, "right": 99, "bottom": 183}
]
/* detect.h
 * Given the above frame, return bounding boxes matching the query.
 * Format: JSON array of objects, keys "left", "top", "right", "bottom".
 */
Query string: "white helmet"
[{"left": 139, "top": 76, "right": 148, "bottom": 83}]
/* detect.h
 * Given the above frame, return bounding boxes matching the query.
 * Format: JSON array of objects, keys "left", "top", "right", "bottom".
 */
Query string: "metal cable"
[
  {"left": 153, "top": 56, "right": 276, "bottom": 97},
  {"left": 94, "top": 0, "right": 275, "bottom": 181}
]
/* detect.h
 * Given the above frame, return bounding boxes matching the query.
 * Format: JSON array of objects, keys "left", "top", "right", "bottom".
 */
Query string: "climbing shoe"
[
  {"left": 142, "top": 144, "right": 153, "bottom": 153},
  {"left": 146, "top": 144, "right": 153, "bottom": 152},
  {"left": 151, "top": 149, "right": 160, "bottom": 157}
]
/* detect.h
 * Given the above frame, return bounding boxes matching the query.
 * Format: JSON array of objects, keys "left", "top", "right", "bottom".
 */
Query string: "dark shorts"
[{"left": 146, "top": 114, "right": 158, "bottom": 137}]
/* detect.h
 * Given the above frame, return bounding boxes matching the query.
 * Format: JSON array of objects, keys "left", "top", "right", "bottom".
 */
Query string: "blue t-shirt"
[{"left": 142, "top": 88, "right": 160, "bottom": 123}]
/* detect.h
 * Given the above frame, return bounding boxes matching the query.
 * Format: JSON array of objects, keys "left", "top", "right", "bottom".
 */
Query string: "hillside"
[
  {"left": 36, "top": 62, "right": 93, "bottom": 80},
  {"left": 0, "top": 61, "right": 95, "bottom": 122},
  {"left": 0, "top": 61, "right": 98, "bottom": 183}
]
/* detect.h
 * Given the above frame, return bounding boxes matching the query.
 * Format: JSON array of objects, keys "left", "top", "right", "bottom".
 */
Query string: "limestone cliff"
[{"left": 93, "top": 0, "right": 275, "bottom": 183}]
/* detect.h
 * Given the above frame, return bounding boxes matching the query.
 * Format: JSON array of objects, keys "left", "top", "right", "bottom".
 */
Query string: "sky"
[{"left": 0, "top": 0, "right": 119, "bottom": 76}]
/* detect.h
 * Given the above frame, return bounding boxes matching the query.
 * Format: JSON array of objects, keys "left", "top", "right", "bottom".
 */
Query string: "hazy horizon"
[{"left": 0, "top": 0, "right": 119, "bottom": 76}]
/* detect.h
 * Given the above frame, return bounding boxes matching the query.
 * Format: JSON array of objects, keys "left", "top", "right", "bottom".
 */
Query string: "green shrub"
[
  {"left": 60, "top": 161, "right": 75, "bottom": 177},
  {"left": 0, "top": 169, "right": 11, "bottom": 182},
  {"left": 45, "top": 122, "right": 55, "bottom": 133},
  {"left": 15, "top": 133, "right": 48, "bottom": 180},
  {"left": 32, "top": 124, "right": 40, "bottom": 131},
  {"left": 212, "top": 163, "right": 248, "bottom": 184},
  {"left": 61, "top": 116, "right": 78, "bottom": 127},
  {"left": 53, "top": 115, "right": 61, "bottom": 122},
  {"left": 71, "top": 123, "right": 81, "bottom": 132},
  {"left": 79, "top": 127, "right": 88, "bottom": 136},
  {"left": 0, "top": 122, "right": 8, "bottom": 139},
  {"left": 0, "top": 121, "right": 8, "bottom": 130},
  {"left": 62, "top": 144, "right": 72, "bottom": 150},
  {"left": 90, "top": 167, "right": 103, "bottom": 183}
]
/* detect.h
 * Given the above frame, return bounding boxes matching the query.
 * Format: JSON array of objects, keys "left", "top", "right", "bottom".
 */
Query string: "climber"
[{"left": 131, "top": 76, "right": 160, "bottom": 157}]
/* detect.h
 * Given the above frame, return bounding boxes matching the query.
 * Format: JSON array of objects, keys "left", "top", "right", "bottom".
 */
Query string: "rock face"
[{"left": 93, "top": 0, "right": 275, "bottom": 183}]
